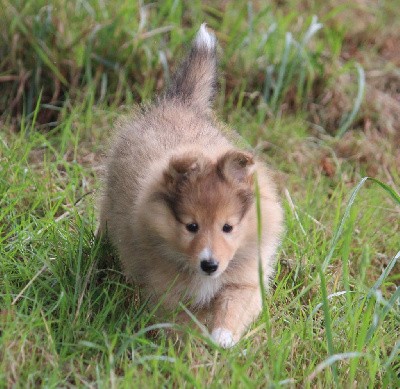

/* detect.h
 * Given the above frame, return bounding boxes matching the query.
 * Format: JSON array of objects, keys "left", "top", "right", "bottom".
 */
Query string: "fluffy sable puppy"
[{"left": 99, "top": 24, "right": 283, "bottom": 348}]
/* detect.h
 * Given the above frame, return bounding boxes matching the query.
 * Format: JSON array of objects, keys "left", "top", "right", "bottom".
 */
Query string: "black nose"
[{"left": 200, "top": 259, "right": 219, "bottom": 274}]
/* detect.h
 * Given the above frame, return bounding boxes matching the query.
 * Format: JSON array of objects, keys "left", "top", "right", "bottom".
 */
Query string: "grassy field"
[{"left": 1, "top": 0, "right": 399, "bottom": 387}]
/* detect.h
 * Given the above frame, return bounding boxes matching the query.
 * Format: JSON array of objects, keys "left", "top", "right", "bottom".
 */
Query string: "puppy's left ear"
[{"left": 217, "top": 150, "right": 255, "bottom": 184}]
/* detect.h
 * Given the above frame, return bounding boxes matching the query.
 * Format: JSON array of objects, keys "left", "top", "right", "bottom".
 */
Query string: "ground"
[{"left": 0, "top": 0, "right": 399, "bottom": 387}]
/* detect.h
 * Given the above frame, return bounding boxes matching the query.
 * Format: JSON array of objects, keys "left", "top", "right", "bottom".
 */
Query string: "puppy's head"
[{"left": 152, "top": 150, "right": 255, "bottom": 278}]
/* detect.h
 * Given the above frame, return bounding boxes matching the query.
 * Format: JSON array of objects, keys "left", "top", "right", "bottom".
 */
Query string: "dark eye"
[
  {"left": 186, "top": 223, "right": 199, "bottom": 233},
  {"left": 222, "top": 224, "right": 233, "bottom": 233}
]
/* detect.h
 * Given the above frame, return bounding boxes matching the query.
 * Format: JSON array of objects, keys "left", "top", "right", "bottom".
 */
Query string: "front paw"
[{"left": 211, "top": 327, "right": 236, "bottom": 348}]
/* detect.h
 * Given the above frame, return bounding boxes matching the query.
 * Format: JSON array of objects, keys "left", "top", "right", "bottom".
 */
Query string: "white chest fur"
[{"left": 190, "top": 275, "right": 222, "bottom": 307}]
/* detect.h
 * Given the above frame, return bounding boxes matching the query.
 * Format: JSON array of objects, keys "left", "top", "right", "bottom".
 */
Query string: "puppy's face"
[{"left": 152, "top": 150, "right": 255, "bottom": 278}]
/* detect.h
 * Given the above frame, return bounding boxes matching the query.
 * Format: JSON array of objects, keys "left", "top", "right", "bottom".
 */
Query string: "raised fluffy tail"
[{"left": 166, "top": 23, "right": 217, "bottom": 112}]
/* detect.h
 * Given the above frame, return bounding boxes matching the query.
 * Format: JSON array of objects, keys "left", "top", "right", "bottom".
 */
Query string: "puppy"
[{"left": 99, "top": 24, "right": 283, "bottom": 348}]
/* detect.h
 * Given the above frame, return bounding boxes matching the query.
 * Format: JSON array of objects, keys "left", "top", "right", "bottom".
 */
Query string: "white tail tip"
[{"left": 194, "top": 23, "right": 216, "bottom": 50}]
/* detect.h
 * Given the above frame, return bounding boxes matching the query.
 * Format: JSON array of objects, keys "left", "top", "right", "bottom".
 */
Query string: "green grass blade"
[
  {"left": 336, "top": 62, "right": 365, "bottom": 138},
  {"left": 323, "top": 177, "right": 400, "bottom": 271},
  {"left": 368, "top": 251, "right": 400, "bottom": 297},
  {"left": 270, "top": 32, "right": 292, "bottom": 111}
]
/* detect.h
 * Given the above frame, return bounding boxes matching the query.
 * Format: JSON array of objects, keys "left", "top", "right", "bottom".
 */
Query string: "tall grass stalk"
[{"left": 318, "top": 267, "right": 338, "bottom": 383}]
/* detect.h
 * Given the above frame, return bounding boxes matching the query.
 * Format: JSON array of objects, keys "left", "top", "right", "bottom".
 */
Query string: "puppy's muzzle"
[{"left": 200, "top": 259, "right": 219, "bottom": 275}]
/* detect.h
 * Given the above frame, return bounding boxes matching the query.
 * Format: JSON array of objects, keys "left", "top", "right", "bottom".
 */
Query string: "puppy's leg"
[
  {"left": 175, "top": 306, "right": 209, "bottom": 327},
  {"left": 163, "top": 307, "right": 210, "bottom": 347},
  {"left": 210, "top": 284, "right": 262, "bottom": 348}
]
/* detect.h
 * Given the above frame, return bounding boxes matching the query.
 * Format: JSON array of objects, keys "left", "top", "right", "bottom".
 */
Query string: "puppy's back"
[{"left": 99, "top": 25, "right": 228, "bottom": 239}]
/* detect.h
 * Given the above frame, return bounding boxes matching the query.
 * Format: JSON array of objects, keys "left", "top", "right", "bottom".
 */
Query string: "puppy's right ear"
[{"left": 163, "top": 154, "right": 201, "bottom": 185}]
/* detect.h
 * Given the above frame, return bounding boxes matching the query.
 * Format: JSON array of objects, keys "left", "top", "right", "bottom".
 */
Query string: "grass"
[{"left": 1, "top": 0, "right": 399, "bottom": 387}]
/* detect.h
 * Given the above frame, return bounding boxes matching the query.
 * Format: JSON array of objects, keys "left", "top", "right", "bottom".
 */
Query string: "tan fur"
[{"left": 98, "top": 26, "right": 284, "bottom": 347}]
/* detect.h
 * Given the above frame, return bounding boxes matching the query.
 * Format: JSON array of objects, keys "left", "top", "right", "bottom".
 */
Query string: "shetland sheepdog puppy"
[{"left": 99, "top": 24, "right": 283, "bottom": 348}]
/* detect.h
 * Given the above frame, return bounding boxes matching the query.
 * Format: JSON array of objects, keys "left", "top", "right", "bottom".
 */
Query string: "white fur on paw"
[{"left": 211, "top": 328, "right": 235, "bottom": 348}]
